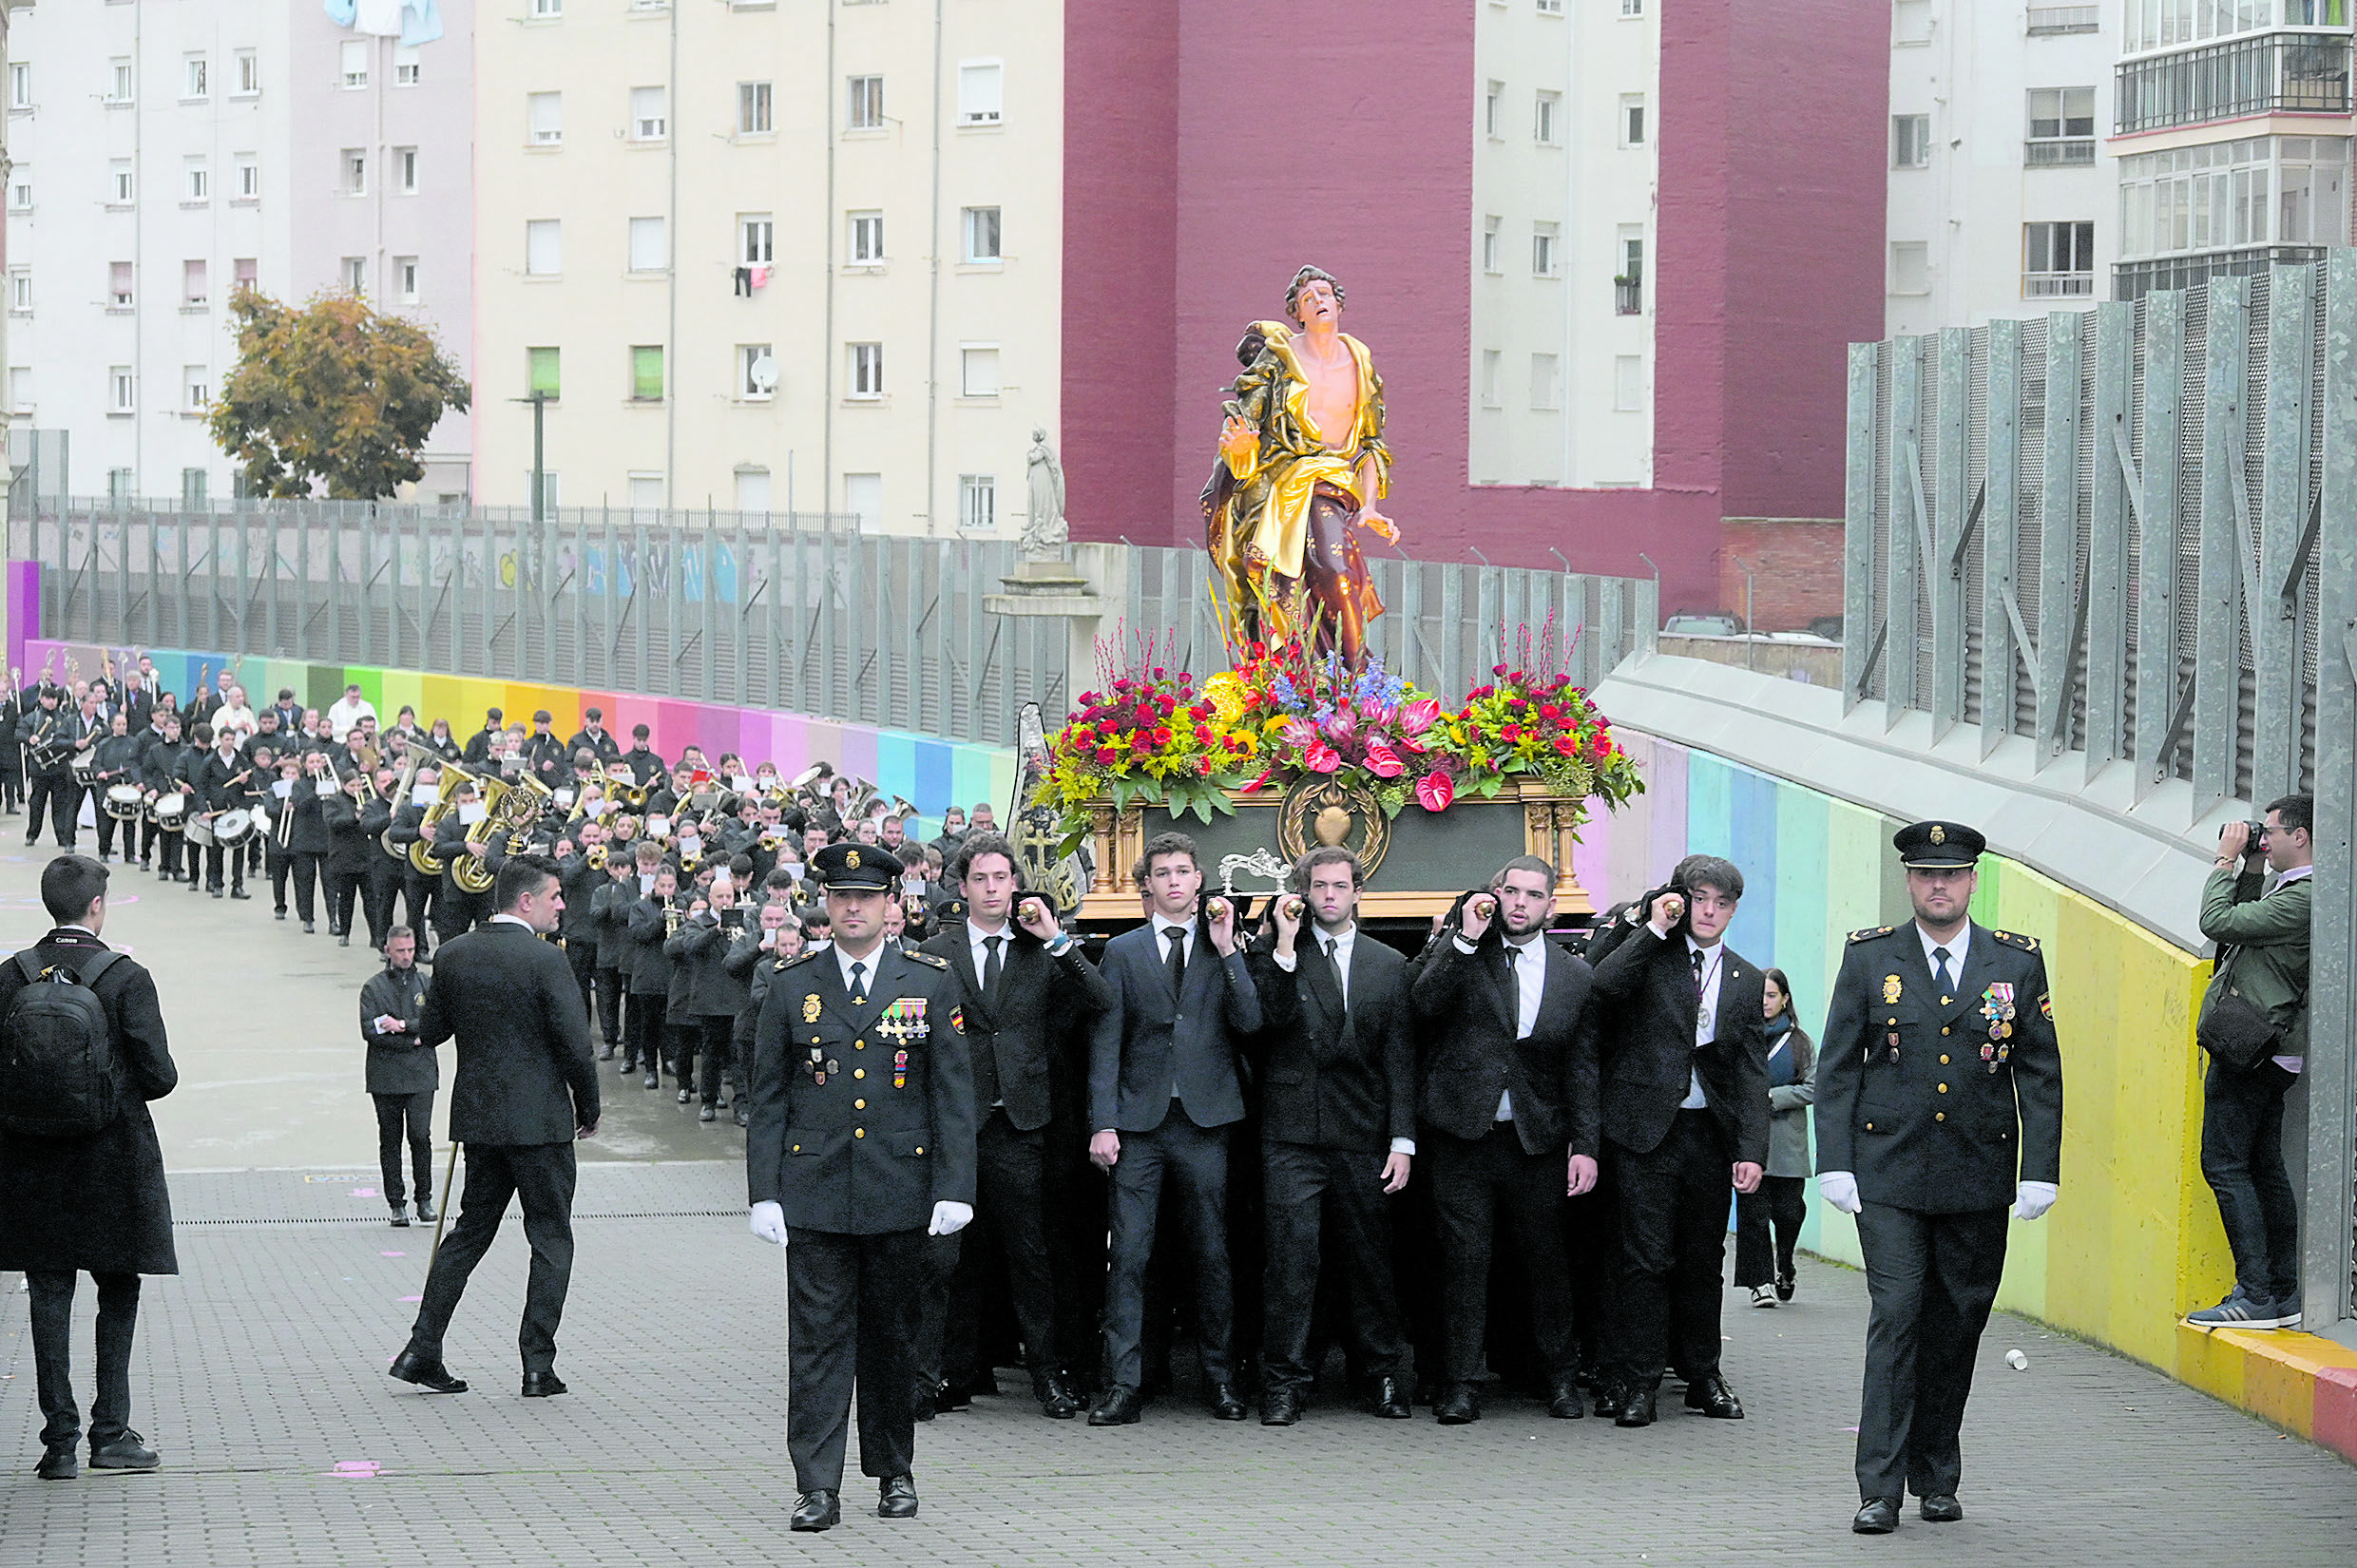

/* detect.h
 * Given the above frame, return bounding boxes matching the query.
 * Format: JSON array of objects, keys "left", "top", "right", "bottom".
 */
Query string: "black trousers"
[
  {"left": 594, "top": 966, "right": 627, "bottom": 1046},
  {"left": 1429, "top": 1123, "right": 1577, "bottom": 1386},
  {"left": 433, "top": 885, "right": 489, "bottom": 943},
  {"left": 1102, "top": 1113, "right": 1236, "bottom": 1391},
  {"left": 920, "top": 1111, "right": 1065, "bottom": 1389},
  {"left": 364, "top": 862, "right": 400, "bottom": 945},
  {"left": 625, "top": 992, "right": 666, "bottom": 1069},
  {"left": 326, "top": 870, "right": 362, "bottom": 937},
  {"left": 27, "top": 1271, "right": 141, "bottom": 1449},
  {"left": 1734, "top": 1175, "right": 1810, "bottom": 1288},
  {"left": 787, "top": 1226, "right": 928, "bottom": 1493},
  {"left": 2200, "top": 1056, "right": 2301, "bottom": 1303},
  {"left": 374, "top": 1090, "right": 435, "bottom": 1207},
  {"left": 143, "top": 819, "right": 179, "bottom": 872},
  {"left": 94, "top": 810, "right": 128, "bottom": 858},
  {"left": 273, "top": 850, "right": 320, "bottom": 920},
  {"left": 565, "top": 939, "right": 598, "bottom": 1023},
  {"left": 1, "top": 765, "right": 20, "bottom": 810},
  {"left": 203, "top": 842, "right": 246, "bottom": 891},
  {"left": 1260, "top": 1138, "right": 1408, "bottom": 1395},
  {"left": 692, "top": 1015, "right": 734, "bottom": 1103},
  {"left": 1608, "top": 1109, "right": 1734, "bottom": 1386},
  {"left": 399, "top": 870, "right": 438, "bottom": 942},
  {"left": 406, "top": 1140, "right": 579, "bottom": 1376},
  {"left": 1853, "top": 1201, "right": 2008, "bottom": 1502},
  {"left": 27, "top": 774, "right": 78, "bottom": 847}
]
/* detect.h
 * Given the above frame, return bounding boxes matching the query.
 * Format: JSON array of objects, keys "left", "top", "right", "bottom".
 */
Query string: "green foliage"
[{"left": 208, "top": 289, "right": 472, "bottom": 500}]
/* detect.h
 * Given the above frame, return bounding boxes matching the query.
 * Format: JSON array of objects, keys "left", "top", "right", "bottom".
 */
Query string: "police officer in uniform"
[
  {"left": 746, "top": 842, "right": 976, "bottom": 1534},
  {"left": 1815, "top": 822, "right": 2062, "bottom": 1536}
]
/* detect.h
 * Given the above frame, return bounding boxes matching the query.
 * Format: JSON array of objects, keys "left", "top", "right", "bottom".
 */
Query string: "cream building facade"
[{"left": 473, "top": 0, "right": 1063, "bottom": 535}]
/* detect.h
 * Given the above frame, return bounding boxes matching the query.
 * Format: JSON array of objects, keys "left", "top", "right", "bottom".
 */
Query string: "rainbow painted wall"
[{"left": 18, "top": 639, "right": 1019, "bottom": 832}]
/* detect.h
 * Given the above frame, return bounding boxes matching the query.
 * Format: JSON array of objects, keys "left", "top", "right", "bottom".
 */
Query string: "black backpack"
[{"left": 0, "top": 949, "right": 124, "bottom": 1138}]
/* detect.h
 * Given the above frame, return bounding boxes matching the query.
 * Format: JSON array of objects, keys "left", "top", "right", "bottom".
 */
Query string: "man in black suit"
[
  {"left": 566, "top": 706, "right": 623, "bottom": 766},
  {"left": 1249, "top": 847, "right": 1418, "bottom": 1425},
  {"left": 1817, "top": 821, "right": 2062, "bottom": 1535},
  {"left": 430, "top": 779, "right": 497, "bottom": 941},
  {"left": 195, "top": 726, "right": 255, "bottom": 898},
  {"left": 361, "top": 927, "right": 436, "bottom": 1226},
  {"left": 1587, "top": 853, "right": 1771, "bottom": 1428},
  {"left": 387, "top": 853, "right": 600, "bottom": 1399},
  {"left": 1409, "top": 854, "right": 1599, "bottom": 1425},
  {"left": 1085, "top": 831, "right": 1262, "bottom": 1425},
  {"left": 912, "top": 832, "right": 1112, "bottom": 1419},
  {"left": 747, "top": 842, "right": 976, "bottom": 1532},
  {"left": 21, "top": 687, "right": 82, "bottom": 851},
  {"left": 0, "top": 855, "right": 179, "bottom": 1480}
]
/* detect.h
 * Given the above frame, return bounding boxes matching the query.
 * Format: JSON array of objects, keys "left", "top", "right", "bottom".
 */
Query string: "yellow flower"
[{"left": 1201, "top": 672, "right": 1248, "bottom": 728}]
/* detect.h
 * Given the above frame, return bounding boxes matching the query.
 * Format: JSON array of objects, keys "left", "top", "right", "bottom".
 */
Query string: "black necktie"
[
  {"left": 1165, "top": 927, "right": 1187, "bottom": 995},
  {"left": 983, "top": 933, "right": 1005, "bottom": 997},
  {"left": 1933, "top": 947, "right": 1954, "bottom": 998},
  {"left": 1690, "top": 947, "right": 1705, "bottom": 995},
  {"left": 849, "top": 961, "right": 868, "bottom": 1006},
  {"left": 1322, "top": 936, "right": 1344, "bottom": 1004}
]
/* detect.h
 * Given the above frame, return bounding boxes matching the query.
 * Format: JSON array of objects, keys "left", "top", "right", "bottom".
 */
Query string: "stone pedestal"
[{"left": 984, "top": 543, "right": 1124, "bottom": 698}]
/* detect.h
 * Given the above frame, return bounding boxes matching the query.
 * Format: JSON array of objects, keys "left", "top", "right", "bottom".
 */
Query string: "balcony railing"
[
  {"left": 2024, "top": 137, "right": 2098, "bottom": 166},
  {"left": 1614, "top": 277, "right": 1642, "bottom": 316},
  {"left": 2022, "top": 269, "right": 2096, "bottom": 297},
  {"left": 2027, "top": 5, "right": 2099, "bottom": 33},
  {"left": 2117, "top": 29, "right": 2354, "bottom": 133},
  {"left": 2113, "top": 242, "right": 2327, "bottom": 300}
]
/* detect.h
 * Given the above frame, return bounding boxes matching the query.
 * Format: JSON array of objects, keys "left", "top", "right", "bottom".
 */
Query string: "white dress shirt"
[
  {"left": 1274, "top": 922, "right": 1412, "bottom": 1156},
  {"left": 968, "top": 916, "right": 1012, "bottom": 989},
  {"left": 1917, "top": 922, "right": 1971, "bottom": 997},
  {"left": 835, "top": 941, "right": 886, "bottom": 997},
  {"left": 1681, "top": 935, "right": 1724, "bottom": 1109},
  {"left": 489, "top": 912, "right": 534, "bottom": 932},
  {"left": 1149, "top": 911, "right": 1194, "bottom": 969}
]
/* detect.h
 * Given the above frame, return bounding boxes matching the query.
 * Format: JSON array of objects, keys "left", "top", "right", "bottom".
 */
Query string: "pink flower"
[
  {"left": 1414, "top": 769, "right": 1455, "bottom": 813},
  {"left": 1279, "top": 717, "right": 1317, "bottom": 752},
  {"left": 1321, "top": 710, "right": 1360, "bottom": 748},
  {"left": 1241, "top": 767, "right": 1274, "bottom": 793},
  {"left": 1306, "top": 740, "right": 1342, "bottom": 774},
  {"left": 1363, "top": 741, "right": 1405, "bottom": 778},
  {"left": 1397, "top": 697, "right": 1442, "bottom": 736}
]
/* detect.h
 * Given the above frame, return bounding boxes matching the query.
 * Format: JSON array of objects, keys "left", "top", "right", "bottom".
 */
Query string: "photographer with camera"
[{"left": 2185, "top": 794, "right": 2313, "bottom": 1330}]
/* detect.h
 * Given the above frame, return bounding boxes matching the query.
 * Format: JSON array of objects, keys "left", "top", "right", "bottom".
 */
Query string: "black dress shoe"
[
  {"left": 389, "top": 1203, "right": 411, "bottom": 1228},
  {"left": 1037, "top": 1374, "right": 1083, "bottom": 1419},
  {"left": 1776, "top": 1270, "right": 1796, "bottom": 1302},
  {"left": 521, "top": 1371, "right": 567, "bottom": 1398},
  {"left": 677, "top": 1086, "right": 694, "bottom": 1104},
  {"left": 1207, "top": 1381, "right": 1247, "bottom": 1421},
  {"left": 735, "top": 1104, "right": 751, "bottom": 1127},
  {"left": 878, "top": 1473, "right": 919, "bottom": 1520},
  {"left": 1592, "top": 1378, "right": 1628, "bottom": 1421},
  {"left": 1087, "top": 1386, "right": 1145, "bottom": 1425},
  {"left": 1433, "top": 1384, "right": 1480, "bottom": 1425},
  {"left": 388, "top": 1348, "right": 469, "bottom": 1393},
  {"left": 698, "top": 1103, "right": 718, "bottom": 1122},
  {"left": 229, "top": 888, "right": 250, "bottom": 900},
  {"left": 1615, "top": 1383, "right": 1658, "bottom": 1427},
  {"left": 1547, "top": 1377, "right": 1585, "bottom": 1419},
  {"left": 87, "top": 1431, "right": 159, "bottom": 1470},
  {"left": 212, "top": 889, "right": 224, "bottom": 899},
  {"left": 599, "top": 1044, "right": 617, "bottom": 1061},
  {"left": 275, "top": 908, "right": 287, "bottom": 920},
  {"left": 790, "top": 1490, "right": 840, "bottom": 1532},
  {"left": 1259, "top": 1388, "right": 1302, "bottom": 1425},
  {"left": 1853, "top": 1497, "right": 1901, "bottom": 1534},
  {"left": 935, "top": 1379, "right": 973, "bottom": 1413},
  {"left": 1370, "top": 1375, "right": 1411, "bottom": 1419},
  {"left": 35, "top": 1444, "right": 78, "bottom": 1480},
  {"left": 1918, "top": 1494, "right": 1963, "bottom": 1522},
  {"left": 1683, "top": 1371, "right": 1744, "bottom": 1419},
  {"left": 414, "top": 1199, "right": 436, "bottom": 1223},
  {"left": 338, "top": 933, "right": 351, "bottom": 947},
  {"left": 303, "top": 920, "right": 316, "bottom": 933},
  {"left": 643, "top": 1071, "right": 660, "bottom": 1089}
]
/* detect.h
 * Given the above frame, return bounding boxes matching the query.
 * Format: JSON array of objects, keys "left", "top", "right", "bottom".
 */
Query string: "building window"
[
  {"left": 1618, "top": 232, "right": 1645, "bottom": 313},
  {"left": 848, "top": 342, "right": 885, "bottom": 399},
  {"left": 531, "top": 0, "right": 564, "bottom": 16},
  {"left": 527, "top": 91, "right": 564, "bottom": 146},
  {"left": 395, "top": 257, "right": 419, "bottom": 303},
  {"left": 394, "top": 45, "right": 420, "bottom": 86},
  {"left": 1619, "top": 94, "right": 1646, "bottom": 147},
  {"left": 109, "top": 261, "right": 135, "bottom": 309},
  {"left": 340, "top": 39, "right": 369, "bottom": 89},
  {"left": 182, "top": 468, "right": 209, "bottom": 507},
  {"left": 1619, "top": 0, "right": 1645, "bottom": 14},
  {"left": 958, "top": 61, "right": 1003, "bottom": 124},
  {"left": 738, "top": 81, "right": 774, "bottom": 135},
  {"left": 7, "top": 168, "right": 28, "bottom": 211},
  {"left": 110, "top": 367, "right": 136, "bottom": 413},
  {"left": 8, "top": 268, "right": 28, "bottom": 313},
  {"left": 848, "top": 74, "right": 884, "bottom": 130},
  {"left": 844, "top": 473, "right": 882, "bottom": 529},
  {"left": 738, "top": 344, "right": 777, "bottom": 399},
  {"left": 1894, "top": 0, "right": 1932, "bottom": 45},
  {"left": 848, "top": 210, "right": 886, "bottom": 264},
  {"left": 736, "top": 468, "right": 772, "bottom": 515},
  {"left": 341, "top": 148, "right": 367, "bottom": 195},
  {"left": 1538, "top": 0, "right": 1563, "bottom": 13},
  {"left": 184, "top": 54, "right": 208, "bottom": 100},
  {"left": 107, "top": 58, "right": 133, "bottom": 105},
  {"left": 740, "top": 214, "right": 776, "bottom": 264},
  {"left": 630, "top": 345, "right": 665, "bottom": 402},
  {"left": 1482, "top": 215, "right": 1502, "bottom": 275},
  {"left": 962, "top": 205, "right": 1002, "bottom": 262},
  {"left": 2118, "top": 135, "right": 2350, "bottom": 260},
  {"left": 184, "top": 367, "right": 210, "bottom": 412},
  {"left": 183, "top": 259, "right": 208, "bottom": 307},
  {"left": 344, "top": 257, "right": 369, "bottom": 296},
  {"left": 1529, "top": 353, "right": 1560, "bottom": 411},
  {"left": 1614, "top": 354, "right": 1645, "bottom": 411},
  {"left": 1893, "top": 114, "right": 1930, "bottom": 169},
  {"left": 2026, "top": 5, "right": 2099, "bottom": 34},
  {"left": 9, "top": 367, "right": 30, "bottom": 414},
  {"left": 527, "top": 346, "right": 562, "bottom": 400},
  {"left": 2023, "top": 220, "right": 2096, "bottom": 296},
  {"left": 2024, "top": 86, "right": 2095, "bottom": 168},
  {"left": 1479, "top": 349, "right": 1502, "bottom": 408},
  {"left": 184, "top": 157, "right": 209, "bottom": 203},
  {"left": 2123, "top": 0, "right": 2330, "bottom": 52},
  {"left": 1531, "top": 221, "right": 1561, "bottom": 277},
  {"left": 235, "top": 155, "right": 259, "bottom": 201},
  {"left": 236, "top": 49, "right": 260, "bottom": 96},
  {"left": 1485, "top": 80, "right": 1504, "bottom": 138},
  {"left": 631, "top": 86, "right": 667, "bottom": 142},
  {"left": 396, "top": 147, "right": 418, "bottom": 193},
  {"left": 1535, "top": 89, "right": 1562, "bottom": 145},
  {"left": 960, "top": 345, "right": 1000, "bottom": 398},
  {"left": 628, "top": 216, "right": 667, "bottom": 273},
  {"left": 235, "top": 258, "right": 259, "bottom": 291},
  {"left": 109, "top": 161, "right": 134, "bottom": 205},
  {"left": 526, "top": 219, "right": 564, "bottom": 277},
  {"left": 958, "top": 474, "right": 996, "bottom": 532},
  {"left": 9, "top": 62, "right": 29, "bottom": 110},
  {"left": 1888, "top": 239, "right": 1931, "bottom": 295},
  {"left": 107, "top": 468, "right": 137, "bottom": 500},
  {"left": 530, "top": 471, "right": 564, "bottom": 512}
]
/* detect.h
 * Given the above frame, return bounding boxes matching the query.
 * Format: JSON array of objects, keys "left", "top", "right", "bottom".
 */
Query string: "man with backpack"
[{"left": 0, "top": 854, "right": 180, "bottom": 1480}]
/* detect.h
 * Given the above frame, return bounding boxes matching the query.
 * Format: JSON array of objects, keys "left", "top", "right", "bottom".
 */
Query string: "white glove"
[
  {"left": 2014, "top": 1180, "right": 2058, "bottom": 1222},
  {"left": 928, "top": 1200, "right": 973, "bottom": 1237},
  {"left": 748, "top": 1200, "right": 788, "bottom": 1246},
  {"left": 1818, "top": 1171, "right": 1862, "bottom": 1214}
]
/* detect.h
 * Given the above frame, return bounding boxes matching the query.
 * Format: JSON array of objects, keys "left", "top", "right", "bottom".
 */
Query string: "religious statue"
[
  {"left": 1201, "top": 264, "right": 1398, "bottom": 668},
  {"left": 1021, "top": 427, "right": 1068, "bottom": 559}
]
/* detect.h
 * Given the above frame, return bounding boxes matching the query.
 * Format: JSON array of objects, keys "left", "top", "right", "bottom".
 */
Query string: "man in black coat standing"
[
  {"left": 362, "top": 927, "right": 437, "bottom": 1228},
  {"left": 1409, "top": 854, "right": 1600, "bottom": 1425},
  {"left": 913, "top": 832, "right": 1113, "bottom": 1420},
  {"left": 0, "top": 855, "right": 179, "bottom": 1480},
  {"left": 1085, "top": 831, "right": 1262, "bottom": 1426},
  {"left": 747, "top": 842, "right": 977, "bottom": 1532},
  {"left": 387, "top": 853, "right": 600, "bottom": 1398},
  {"left": 1586, "top": 853, "right": 1771, "bottom": 1429},
  {"left": 1250, "top": 846, "right": 1419, "bottom": 1425}
]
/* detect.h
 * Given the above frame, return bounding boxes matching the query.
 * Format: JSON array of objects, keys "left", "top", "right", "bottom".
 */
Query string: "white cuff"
[
  {"left": 1452, "top": 935, "right": 1478, "bottom": 954},
  {"left": 1389, "top": 1137, "right": 1415, "bottom": 1157},
  {"left": 1272, "top": 948, "right": 1297, "bottom": 972}
]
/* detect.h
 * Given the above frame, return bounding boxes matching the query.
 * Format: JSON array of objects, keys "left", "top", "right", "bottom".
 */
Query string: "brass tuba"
[
  {"left": 408, "top": 762, "right": 482, "bottom": 877},
  {"left": 450, "top": 774, "right": 529, "bottom": 895}
]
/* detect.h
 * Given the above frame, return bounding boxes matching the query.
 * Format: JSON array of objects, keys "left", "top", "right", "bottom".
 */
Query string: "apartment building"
[
  {"left": 471, "top": 0, "right": 1061, "bottom": 531},
  {"left": 3, "top": 2, "right": 473, "bottom": 504}
]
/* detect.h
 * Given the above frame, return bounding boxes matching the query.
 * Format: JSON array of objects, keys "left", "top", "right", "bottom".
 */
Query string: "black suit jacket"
[
  {"left": 1587, "top": 928, "right": 1772, "bottom": 1165},
  {"left": 1248, "top": 930, "right": 1416, "bottom": 1153},
  {"left": 919, "top": 920, "right": 1114, "bottom": 1133},
  {"left": 1410, "top": 934, "right": 1599, "bottom": 1157},
  {"left": 418, "top": 921, "right": 600, "bottom": 1145},
  {"left": 1088, "top": 920, "right": 1262, "bottom": 1134}
]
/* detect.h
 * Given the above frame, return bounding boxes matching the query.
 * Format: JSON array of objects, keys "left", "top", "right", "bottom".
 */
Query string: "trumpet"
[
  {"left": 602, "top": 761, "right": 649, "bottom": 809},
  {"left": 585, "top": 843, "right": 609, "bottom": 870},
  {"left": 664, "top": 904, "right": 683, "bottom": 937}
]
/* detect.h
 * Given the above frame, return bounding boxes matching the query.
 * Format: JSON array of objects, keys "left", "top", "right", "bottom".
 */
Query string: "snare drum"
[
  {"left": 104, "top": 783, "right": 146, "bottom": 822},
  {"left": 69, "top": 747, "right": 100, "bottom": 787},
  {"left": 184, "top": 813, "right": 217, "bottom": 849},
  {"left": 147, "top": 791, "right": 189, "bottom": 831},
  {"left": 211, "top": 807, "right": 258, "bottom": 846}
]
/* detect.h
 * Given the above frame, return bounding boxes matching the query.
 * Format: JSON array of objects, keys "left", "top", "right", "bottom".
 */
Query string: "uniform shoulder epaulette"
[
  {"left": 905, "top": 949, "right": 949, "bottom": 969},
  {"left": 1848, "top": 926, "right": 1895, "bottom": 944},
  {"left": 775, "top": 950, "right": 820, "bottom": 971},
  {"left": 1990, "top": 928, "right": 2039, "bottom": 952}
]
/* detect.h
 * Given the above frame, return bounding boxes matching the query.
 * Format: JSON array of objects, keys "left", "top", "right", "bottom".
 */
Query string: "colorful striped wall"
[{"left": 19, "top": 639, "right": 1019, "bottom": 834}]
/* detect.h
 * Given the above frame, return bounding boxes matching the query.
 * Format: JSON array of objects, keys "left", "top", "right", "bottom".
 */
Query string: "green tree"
[{"left": 209, "top": 289, "right": 471, "bottom": 500}]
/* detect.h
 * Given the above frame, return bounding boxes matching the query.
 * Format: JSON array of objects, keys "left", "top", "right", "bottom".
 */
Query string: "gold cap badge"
[
  {"left": 1929, "top": 824, "right": 1946, "bottom": 845},
  {"left": 846, "top": 849, "right": 861, "bottom": 869}
]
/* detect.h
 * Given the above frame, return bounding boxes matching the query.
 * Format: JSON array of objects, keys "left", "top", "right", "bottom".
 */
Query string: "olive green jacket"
[{"left": 2198, "top": 867, "right": 2311, "bottom": 1055}]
